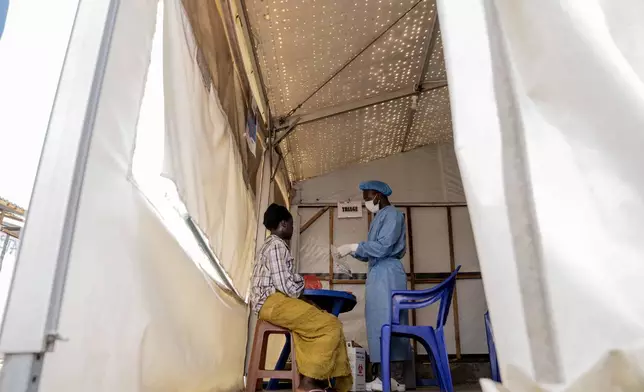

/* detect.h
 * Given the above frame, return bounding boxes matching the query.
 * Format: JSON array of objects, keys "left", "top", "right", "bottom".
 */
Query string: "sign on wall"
[{"left": 337, "top": 201, "right": 362, "bottom": 219}]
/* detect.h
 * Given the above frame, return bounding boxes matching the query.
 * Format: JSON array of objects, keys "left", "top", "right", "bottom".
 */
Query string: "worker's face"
[
  {"left": 362, "top": 190, "right": 380, "bottom": 206},
  {"left": 279, "top": 217, "right": 294, "bottom": 240}
]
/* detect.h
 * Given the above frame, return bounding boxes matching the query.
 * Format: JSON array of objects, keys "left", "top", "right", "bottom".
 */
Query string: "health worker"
[{"left": 337, "top": 180, "right": 410, "bottom": 392}]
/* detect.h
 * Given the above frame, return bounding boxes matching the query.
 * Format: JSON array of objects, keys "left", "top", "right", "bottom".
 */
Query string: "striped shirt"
[{"left": 250, "top": 235, "right": 304, "bottom": 314}]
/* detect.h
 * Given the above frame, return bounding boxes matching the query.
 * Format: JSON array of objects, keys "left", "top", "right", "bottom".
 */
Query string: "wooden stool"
[{"left": 247, "top": 320, "right": 300, "bottom": 392}]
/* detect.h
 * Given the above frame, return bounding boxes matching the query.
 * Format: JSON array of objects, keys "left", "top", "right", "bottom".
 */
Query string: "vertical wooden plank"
[
  {"left": 291, "top": 205, "right": 301, "bottom": 272},
  {"left": 406, "top": 207, "right": 418, "bottom": 356},
  {"left": 329, "top": 207, "right": 335, "bottom": 289},
  {"left": 447, "top": 207, "right": 462, "bottom": 359}
]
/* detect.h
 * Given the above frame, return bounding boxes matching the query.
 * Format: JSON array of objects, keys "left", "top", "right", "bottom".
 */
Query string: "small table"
[
  {"left": 267, "top": 289, "right": 357, "bottom": 390},
  {"left": 302, "top": 289, "right": 357, "bottom": 316}
]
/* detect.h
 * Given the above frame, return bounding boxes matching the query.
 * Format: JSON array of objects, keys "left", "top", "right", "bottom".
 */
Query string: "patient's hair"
[{"left": 263, "top": 203, "right": 292, "bottom": 230}]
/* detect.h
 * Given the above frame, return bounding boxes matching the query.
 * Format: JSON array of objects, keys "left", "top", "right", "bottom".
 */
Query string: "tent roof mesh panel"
[
  {"left": 292, "top": 1, "right": 436, "bottom": 113},
  {"left": 424, "top": 26, "right": 446, "bottom": 81},
  {"left": 282, "top": 97, "right": 412, "bottom": 180},
  {"left": 406, "top": 86, "right": 452, "bottom": 150},
  {"left": 245, "top": 0, "right": 452, "bottom": 182}
]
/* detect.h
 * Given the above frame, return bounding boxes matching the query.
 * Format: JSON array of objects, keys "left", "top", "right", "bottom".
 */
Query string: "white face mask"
[{"left": 365, "top": 198, "right": 380, "bottom": 213}]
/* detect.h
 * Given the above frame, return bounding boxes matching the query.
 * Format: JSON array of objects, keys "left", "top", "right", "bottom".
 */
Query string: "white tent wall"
[
  {"left": 162, "top": 0, "right": 257, "bottom": 295},
  {"left": 293, "top": 143, "right": 488, "bottom": 358},
  {"left": 438, "top": 0, "right": 644, "bottom": 386},
  {"left": 43, "top": 0, "right": 249, "bottom": 389},
  {"left": 0, "top": 0, "right": 250, "bottom": 390}
]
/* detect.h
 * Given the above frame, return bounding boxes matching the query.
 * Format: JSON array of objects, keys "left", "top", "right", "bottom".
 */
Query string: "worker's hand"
[{"left": 337, "top": 243, "right": 359, "bottom": 257}]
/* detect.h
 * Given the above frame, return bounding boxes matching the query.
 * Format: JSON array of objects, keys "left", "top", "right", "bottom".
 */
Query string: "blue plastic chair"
[
  {"left": 381, "top": 266, "right": 461, "bottom": 392},
  {"left": 484, "top": 311, "right": 501, "bottom": 382}
]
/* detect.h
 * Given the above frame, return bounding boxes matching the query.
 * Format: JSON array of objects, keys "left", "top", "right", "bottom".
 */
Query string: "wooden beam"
[
  {"left": 447, "top": 207, "right": 462, "bottom": 359},
  {"left": 406, "top": 208, "right": 416, "bottom": 286},
  {"left": 332, "top": 279, "right": 366, "bottom": 285},
  {"left": 299, "top": 207, "right": 330, "bottom": 234},
  {"left": 406, "top": 207, "right": 418, "bottom": 355},
  {"left": 0, "top": 199, "right": 26, "bottom": 216},
  {"left": 305, "top": 272, "right": 481, "bottom": 283},
  {"left": 2, "top": 213, "right": 24, "bottom": 222},
  {"left": 414, "top": 273, "right": 481, "bottom": 283},
  {"left": 329, "top": 207, "right": 334, "bottom": 289},
  {"left": 298, "top": 202, "right": 466, "bottom": 208},
  {"left": 1, "top": 229, "right": 19, "bottom": 239},
  {"left": 226, "top": 0, "right": 270, "bottom": 124},
  {"left": 314, "top": 276, "right": 482, "bottom": 285}
]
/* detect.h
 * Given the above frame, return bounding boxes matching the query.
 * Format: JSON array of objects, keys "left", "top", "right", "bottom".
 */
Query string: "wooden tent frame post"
[
  {"left": 405, "top": 207, "right": 419, "bottom": 355},
  {"left": 447, "top": 207, "right": 462, "bottom": 359},
  {"left": 328, "top": 207, "right": 335, "bottom": 289}
]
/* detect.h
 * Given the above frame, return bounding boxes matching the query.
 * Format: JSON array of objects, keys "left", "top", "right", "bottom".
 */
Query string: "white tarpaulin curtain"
[
  {"left": 438, "top": 0, "right": 644, "bottom": 388},
  {"left": 162, "top": 0, "right": 257, "bottom": 295},
  {"left": 38, "top": 1, "right": 248, "bottom": 390}
]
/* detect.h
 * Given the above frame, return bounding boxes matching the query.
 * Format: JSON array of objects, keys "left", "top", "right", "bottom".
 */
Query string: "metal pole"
[
  {"left": 184, "top": 217, "right": 245, "bottom": 304},
  {"left": 275, "top": 81, "right": 447, "bottom": 131},
  {"left": 401, "top": 14, "right": 440, "bottom": 152},
  {"left": 274, "top": 118, "right": 300, "bottom": 145}
]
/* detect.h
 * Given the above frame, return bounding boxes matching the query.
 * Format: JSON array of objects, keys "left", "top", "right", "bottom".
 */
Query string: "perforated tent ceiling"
[{"left": 243, "top": 0, "right": 453, "bottom": 181}]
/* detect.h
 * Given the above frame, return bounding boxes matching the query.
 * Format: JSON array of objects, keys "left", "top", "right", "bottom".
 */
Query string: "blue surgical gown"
[{"left": 354, "top": 205, "right": 410, "bottom": 363}]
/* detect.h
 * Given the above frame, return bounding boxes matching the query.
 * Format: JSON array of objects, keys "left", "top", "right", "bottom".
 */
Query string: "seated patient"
[{"left": 250, "top": 203, "right": 353, "bottom": 392}]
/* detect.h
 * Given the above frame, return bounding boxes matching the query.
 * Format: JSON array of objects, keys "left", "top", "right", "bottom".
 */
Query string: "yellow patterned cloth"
[{"left": 259, "top": 292, "right": 353, "bottom": 392}]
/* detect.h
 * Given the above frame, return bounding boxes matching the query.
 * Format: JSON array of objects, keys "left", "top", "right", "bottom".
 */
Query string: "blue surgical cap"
[{"left": 359, "top": 180, "right": 392, "bottom": 197}]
